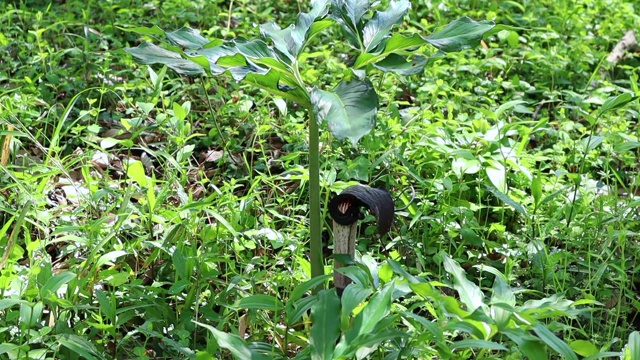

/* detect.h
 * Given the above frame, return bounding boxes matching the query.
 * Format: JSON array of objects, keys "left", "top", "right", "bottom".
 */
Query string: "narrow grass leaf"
[
  {"left": 531, "top": 176, "right": 542, "bottom": 207},
  {"left": 625, "top": 331, "right": 640, "bottom": 360},
  {"left": 288, "top": 275, "right": 331, "bottom": 303},
  {"left": 484, "top": 185, "right": 527, "bottom": 215},
  {"left": 56, "top": 334, "right": 104, "bottom": 360},
  {"left": 286, "top": 295, "right": 317, "bottom": 326},
  {"left": 118, "top": 25, "right": 165, "bottom": 36},
  {"left": 451, "top": 339, "right": 508, "bottom": 351},
  {"left": 532, "top": 323, "right": 578, "bottom": 360}
]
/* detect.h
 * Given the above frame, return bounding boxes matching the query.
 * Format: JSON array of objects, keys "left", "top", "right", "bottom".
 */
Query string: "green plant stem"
[{"left": 307, "top": 107, "right": 324, "bottom": 285}]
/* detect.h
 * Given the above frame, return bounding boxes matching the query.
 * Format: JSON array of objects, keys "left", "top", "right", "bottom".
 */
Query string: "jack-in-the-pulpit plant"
[{"left": 124, "top": 0, "right": 508, "bottom": 284}]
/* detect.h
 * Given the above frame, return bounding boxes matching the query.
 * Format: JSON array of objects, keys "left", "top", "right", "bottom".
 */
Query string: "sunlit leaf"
[
  {"left": 125, "top": 42, "right": 205, "bottom": 75},
  {"left": 126, "top": 160, "right": 148, "bottom": 188},
  {"left": 486, "top": 162, "right": 507, "bottom": 193},
  {"left": 570, "top": 340, "right": 599, "bottom": 357},
  {"left": 311, "top": 79, "right": 378, "bottom": 145},
  {"left": 442, "top": 254, "right": 485, "bottom": 312}
]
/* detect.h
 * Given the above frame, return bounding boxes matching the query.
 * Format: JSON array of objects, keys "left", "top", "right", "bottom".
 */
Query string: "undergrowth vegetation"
[{"left": 1, "top": 0, "right": 640, "bottom": 359}]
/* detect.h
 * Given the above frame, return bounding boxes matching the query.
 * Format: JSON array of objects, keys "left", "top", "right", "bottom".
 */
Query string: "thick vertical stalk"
[
  {"left": 307, "top": 110, "right": 324, "bottom": 284},
  {"left": 333, "top": 222, "right": 357, "bottom": 296}
]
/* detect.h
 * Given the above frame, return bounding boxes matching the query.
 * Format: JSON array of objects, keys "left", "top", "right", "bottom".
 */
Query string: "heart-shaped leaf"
[
  {"left": 311, "top": 79, "right": 378, "bottom": 144},
  {"left": 425, "top": 16, "right": 497, "bottom": 53},
  {"left": 362, "top": 0, "right": 411, "bottom": 52}
]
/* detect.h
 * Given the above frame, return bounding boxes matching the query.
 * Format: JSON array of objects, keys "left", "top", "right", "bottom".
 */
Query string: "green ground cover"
[{"left": 1, "top": 0, "right": 640, "bottom": 359}]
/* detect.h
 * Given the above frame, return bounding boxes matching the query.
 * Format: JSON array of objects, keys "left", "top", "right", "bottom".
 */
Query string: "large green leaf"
[
  {"left": 166, "top": 26, "right": 212, "bottom": 49},
  {"left": 425, "top": 16, "right": 497, "bottom": 53},
  {"left": 490, "top": 277, "right": 515, "bottom": 329},
  {"left": 362, "top": 0, "right": 411, "bottom": 52},
  {"left": 311, "top": 79, "right": 378, "bottom": 145},
  {"left": 260, "top": 0, "right": 330, "bottom": 61},
  {"left": 124, "top": 42, "right": 205, "bottom": 75},
  {"left": 310, "top": 289, "right": 341, "bottom": 360},
  {"left": 331, "top": 0, "right": 370, "bottom": 49}
]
